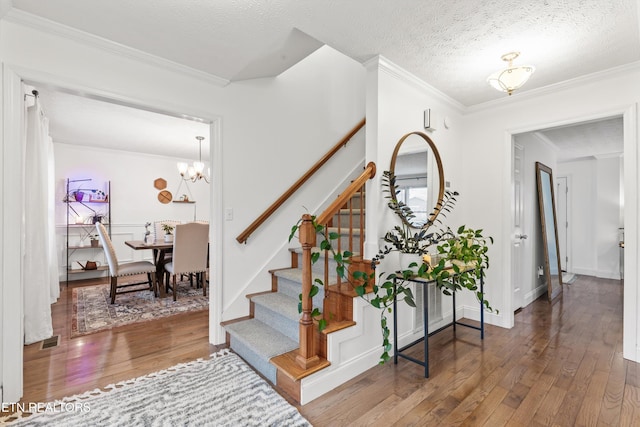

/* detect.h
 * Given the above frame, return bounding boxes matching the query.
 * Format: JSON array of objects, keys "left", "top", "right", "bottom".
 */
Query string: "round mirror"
[{"left": 389, "top": 132, "right": 445, "bottom": 229}]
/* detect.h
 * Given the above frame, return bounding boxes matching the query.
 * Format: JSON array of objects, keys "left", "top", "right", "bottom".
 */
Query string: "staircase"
[{"left": 224, "top": 174, "right": 371, "bottom": 401}]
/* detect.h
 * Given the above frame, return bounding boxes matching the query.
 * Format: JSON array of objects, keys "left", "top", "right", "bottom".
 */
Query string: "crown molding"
[
  {"left": 467, "top": 61, "right": 640, "bottom": 114},
  {"left": 364, "top": 55, "right": 466, "bottom": 114},
  {"left": 3, "top": 8, "right": 230, "bottom": 88}
]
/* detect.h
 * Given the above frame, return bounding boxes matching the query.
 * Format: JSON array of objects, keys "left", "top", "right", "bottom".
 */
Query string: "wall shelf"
[{"left": 65, "top": 179, "right": 111, "bottom": 284}]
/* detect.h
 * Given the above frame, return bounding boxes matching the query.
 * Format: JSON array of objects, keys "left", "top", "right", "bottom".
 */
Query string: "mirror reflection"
[
  {"left": 390, "top": 132, "right": 444, "bottom": 229},
  {"left": 536, "top": 162, "right": 563, "bottom": 301}
]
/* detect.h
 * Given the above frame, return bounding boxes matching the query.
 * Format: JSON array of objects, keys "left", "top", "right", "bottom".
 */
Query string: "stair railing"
[
  {"left": 296, "top": 161, "right": 376, "bottom": 369},
  {"left": 236, "top": 118, "right": 366, "bottom": 244}
]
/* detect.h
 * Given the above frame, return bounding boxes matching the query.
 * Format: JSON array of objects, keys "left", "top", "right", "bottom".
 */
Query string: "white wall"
[
  {"left": 557, "top": 156, "right": 622, "bottom": 279},
  {"left": 513, "top": 132, "right": 558, "bottom": 304},
  {"left": 365, "top": 56, "right": 469, "bottom": 337},
  {"left": 54, "top": 143, "right": 211, "bottom": 279}
]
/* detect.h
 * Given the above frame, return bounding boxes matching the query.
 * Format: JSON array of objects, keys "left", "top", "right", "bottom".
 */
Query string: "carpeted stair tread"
[
  {"left": 273, "top": 268, "right": 328, "bottom": 286},
  {"left": 251, "top": 292, "right": 301, "bottom": 321},
  {"left": 289, "top": 247, "right": 361, "bottom": 258},
  {"left": 327, "top": 227, "right": 362, "bottom": 236},
  {"left": 225, "top": 318, "right": 299, "bottom": 383}
]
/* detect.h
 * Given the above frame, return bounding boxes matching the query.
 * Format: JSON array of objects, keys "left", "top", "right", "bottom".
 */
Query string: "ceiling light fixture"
[
  {"left": 177, "top": 136, "right": 209, "bottom": 183},
  {"left": 487, "top": 52, "right": 535, "bottom": 96}
]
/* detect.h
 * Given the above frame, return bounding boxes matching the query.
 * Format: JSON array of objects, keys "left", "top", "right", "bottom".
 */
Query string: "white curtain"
[{"left": 23, "top": 86, "right": 60, "bottom": 345}]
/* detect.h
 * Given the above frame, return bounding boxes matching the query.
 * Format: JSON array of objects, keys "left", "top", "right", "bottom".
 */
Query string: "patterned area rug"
[
  {"left": 71, "top": 280, "right": 208, "bottom": 337},
  {"left": 4, "top": 349, "right": 311, "bottom": 426}
]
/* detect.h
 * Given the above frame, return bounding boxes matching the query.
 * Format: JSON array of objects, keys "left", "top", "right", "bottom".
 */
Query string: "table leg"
[
  {"left": 393, "top": 278, "right": 398, "bottom": 365},
  {"left": 424, "top": 280, "right": 429, "bottom": 378},
  {"left": 153, "top": 249, "right": 167, "bottom": 298}
]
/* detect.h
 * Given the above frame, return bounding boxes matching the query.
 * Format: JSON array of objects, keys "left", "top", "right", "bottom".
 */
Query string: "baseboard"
[
  {"left": 460, "top": 305, "right": 505, "bottom": 328},
  {"left": 300, "top": 345, "right": 380, "bottom": 405},
  {"left": 570, "top": 268, "right": 621, "bottom": 280},
  {"left": 524, "top": 284, "right": 547, "bottom": 306}
]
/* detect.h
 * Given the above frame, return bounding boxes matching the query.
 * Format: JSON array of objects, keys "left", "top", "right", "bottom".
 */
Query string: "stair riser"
[
  {"left": 333, "top": 212, "right": 364, "bottom": 229},
  {"left": 277, "top": 275, "right": 325, "bottom": 305},
  {"left": 343, "top": 194, "right": 363, "bottom": 210},
  {"left": 293, "top": 252, "right": 358, "bottom": 277},
  {"left": 254, "top": 302, "right": 300, "bottom": 343},
  {"left": 229, "top": 335, "right": 277, "bottom": 383}
]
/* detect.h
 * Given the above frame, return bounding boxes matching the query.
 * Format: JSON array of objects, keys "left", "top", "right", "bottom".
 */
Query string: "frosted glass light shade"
[
  {"left": 193, "top": 161, "right": 205, "bottom": 174},
  {"left": 177, "top": 162, "right": 188, "bottom": 175},
  {"left": 487, "top": 65, "right": 535, "bottom": 95}
]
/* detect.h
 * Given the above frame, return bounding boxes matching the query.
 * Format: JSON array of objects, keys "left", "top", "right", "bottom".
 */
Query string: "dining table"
[{"left": 125, "top": 239, "right": 173, "bottom": 297}]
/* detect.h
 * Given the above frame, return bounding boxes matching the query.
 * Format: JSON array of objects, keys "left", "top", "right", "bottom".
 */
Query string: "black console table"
[{"left": 393, "top": 271, "right": 484, "bottom": 377}]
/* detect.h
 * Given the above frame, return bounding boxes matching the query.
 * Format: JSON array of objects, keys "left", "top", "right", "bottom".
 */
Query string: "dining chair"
[
  {"left": 153, "top": 219, "right": 181, "bottom": 267},
  {"left": 163, "top": 222, "right": 209, "bottom": 301},
  {"left": 95, "top": 222, "right": 158, "bottom": 304}
]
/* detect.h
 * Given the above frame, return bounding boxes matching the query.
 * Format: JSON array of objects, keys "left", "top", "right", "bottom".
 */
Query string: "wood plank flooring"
[
  {"left": 9, "top": 275, "right": 640, "bottom": 426},
  {"left": 299, "top": 275, "right": 639, "bottom": 426},
  {"left": 18, "top": 277, "right": 219, "bottom": 406}
]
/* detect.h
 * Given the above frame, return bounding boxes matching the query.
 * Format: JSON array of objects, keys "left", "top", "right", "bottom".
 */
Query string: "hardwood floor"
[
  {"left": 18, "top": 277, "right": 219, "bottom": 406},
  {"left": 299, "top": 275, "right": 639, "bottom": 426},
  {"left": 9, "top": 275, "right": 640, "bottom": 426}
]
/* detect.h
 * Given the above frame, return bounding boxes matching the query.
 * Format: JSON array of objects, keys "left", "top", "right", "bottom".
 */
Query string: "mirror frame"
[
  {"left": 389, "top": 131, "right": 445, "bottom": 229},
  {"left": 535, "top": 162, "right": 563, "bottom": 301}
]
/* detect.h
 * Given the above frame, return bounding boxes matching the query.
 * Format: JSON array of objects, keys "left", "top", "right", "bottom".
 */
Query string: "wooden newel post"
[{"left": 296, "top": 213, "right": 320, "bottom": 369}]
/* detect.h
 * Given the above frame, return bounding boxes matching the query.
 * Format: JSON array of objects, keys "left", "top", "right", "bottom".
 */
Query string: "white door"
[
  {"left": 556, "top": 176, "right": 569, "bottom": 273},
  {"left": 512, "top": 143, "right": 526, "bottom": 311}
]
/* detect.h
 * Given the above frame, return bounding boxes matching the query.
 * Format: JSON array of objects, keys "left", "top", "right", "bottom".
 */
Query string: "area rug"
[
  {"left": 3, "top": 349, "right": 311, "bottom": 426},
  {"left": 71, "top": 280, "right": 208, "bottom": 337}
]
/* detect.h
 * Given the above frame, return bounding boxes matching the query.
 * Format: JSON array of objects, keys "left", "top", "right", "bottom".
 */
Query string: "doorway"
[
  {"left": 510, "top": 115, "right": 624, "bottom": 307},
  {"left": 1, "top": 66, "right": 223, "bottom": 402}
]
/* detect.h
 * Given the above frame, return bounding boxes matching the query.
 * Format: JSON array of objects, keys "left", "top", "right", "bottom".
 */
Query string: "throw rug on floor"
[
  {"left": 3, "top": 349, "right": 311, "bottom": 426},
  {"left": 71, "top": 280, "right": 208, "bottom": 337}
]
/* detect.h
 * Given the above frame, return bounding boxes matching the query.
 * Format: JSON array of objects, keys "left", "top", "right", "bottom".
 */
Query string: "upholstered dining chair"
[
  {"left": 96, "top": 222, "right": 158, "bottom": 304},
  {"left": 163, "top": 222, "right": 209, "bottom": 301}
]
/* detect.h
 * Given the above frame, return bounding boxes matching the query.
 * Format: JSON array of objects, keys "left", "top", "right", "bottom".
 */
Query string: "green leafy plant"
[
  {"left": 161, "top": 224, "right": 175, "bottom": 235},
  {"left": 289, "top": 171, "right": 498, "bottom": 364},
  {"left": 380, "top": 170, "right": 458, "bottom": 255}
]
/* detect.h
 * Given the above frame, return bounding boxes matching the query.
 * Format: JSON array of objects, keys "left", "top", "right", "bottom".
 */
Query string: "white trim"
[
  {"left": 1, "top": 64, "right": 24, "bottom": 402},
  {"left": 502, "top": 131, "right": 515, "bottom": 328},
  {"left": 524, "top": 284, "right": 548, "bottom": 306},
  {"left": 209, "top": 117, "right": 224, "bottom": 345},
  {"left": 365, "top": 55, "right": 466, "bottom": 114},
  {"left": 3, "top": 9, "right": 229, "bottom": 88},
  {"left": 622, "top": 104, "right": 638, "bottom": 361}
]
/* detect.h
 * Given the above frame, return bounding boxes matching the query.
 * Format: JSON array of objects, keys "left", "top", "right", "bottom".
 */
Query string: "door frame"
[
  {"left": 503, "top": 105, "right": 637, "bottom": 361},
  {"left": 556, "top": 175, "right": 571, "bottom": 274},
  {"left": 1, "top": 63, "right": 225, "bottom": 400}
]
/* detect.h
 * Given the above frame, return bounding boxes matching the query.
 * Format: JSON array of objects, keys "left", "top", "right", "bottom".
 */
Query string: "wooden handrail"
[
  {"left": 316, "top": 162, "right": 376, "bottom": 225},
  {"left": 236, "top": 118, "right": 366, "bottom": 244}
]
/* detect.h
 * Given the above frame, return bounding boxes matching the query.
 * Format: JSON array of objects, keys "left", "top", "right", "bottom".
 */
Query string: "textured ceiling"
[
  {"left": 537, "top": 117, "right": 624, "bottom": 162},
  {"left": 33, "top": 87, "right": 210, "bottom": 160},
  {"left": 8, "top": 0, "right": 634, "bottom": 158},
  {"left": 11, "top": 0, "right": 640, "bottom": 106}
]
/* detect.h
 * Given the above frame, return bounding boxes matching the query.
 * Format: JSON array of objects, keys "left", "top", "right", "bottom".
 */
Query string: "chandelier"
[
  {"left": 177, "top": 136, "right": 209, "bottom": 183},
  {"left": 487, "top": 52, "right": 535, "bottom": 96}
]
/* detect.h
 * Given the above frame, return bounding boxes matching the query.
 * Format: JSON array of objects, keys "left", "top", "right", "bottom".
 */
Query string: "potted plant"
[
  {"left": 89, "top": 234, "right": 100, "bottom": 247},
  {"left": 162, "top": 224, "right": 175, "bottom": 243},
  {"left": 289, "top": 171, "right": 498, "bottom": 364}
]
